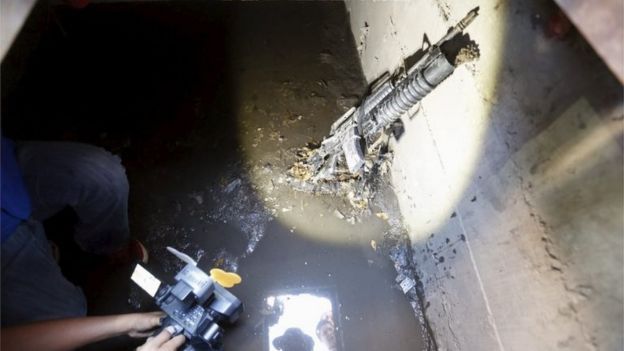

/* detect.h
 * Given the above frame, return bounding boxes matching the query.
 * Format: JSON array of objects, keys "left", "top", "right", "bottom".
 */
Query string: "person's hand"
[
  {"left": 137, "top": 327, "right": 186, "bottom": 351},
  {"left": 122, "top": 312, "right": 165, "bottom": 338}
]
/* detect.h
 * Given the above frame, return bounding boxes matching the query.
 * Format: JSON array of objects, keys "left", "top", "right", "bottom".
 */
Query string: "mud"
[{"left": 454, "top": 43, "right": 481, "bottom": 66}]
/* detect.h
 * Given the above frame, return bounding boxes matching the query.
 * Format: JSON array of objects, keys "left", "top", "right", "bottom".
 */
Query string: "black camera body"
[
  {"left": 131, "top": 249, "right": 243, "bottom": 351},
  {"left": 155, "top": 263, "right": 243, "bottom": 351}
]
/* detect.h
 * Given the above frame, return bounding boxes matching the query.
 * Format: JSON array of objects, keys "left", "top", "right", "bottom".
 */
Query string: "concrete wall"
[
  {"left": 0, "top": 0, "right": 36, "bottom": 60},
  {"left": 344, "top": 1, "right": 623, "bottom": 350}
]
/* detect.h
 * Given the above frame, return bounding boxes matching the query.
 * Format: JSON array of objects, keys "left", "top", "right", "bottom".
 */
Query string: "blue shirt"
[{"left": 1, "top": 137, "right": 32, "bottom": 242}]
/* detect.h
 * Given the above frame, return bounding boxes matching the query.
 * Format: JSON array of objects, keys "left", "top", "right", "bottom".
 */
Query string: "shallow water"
[{"left": 3, "top": 2, "right": 432, "bottom": 350}]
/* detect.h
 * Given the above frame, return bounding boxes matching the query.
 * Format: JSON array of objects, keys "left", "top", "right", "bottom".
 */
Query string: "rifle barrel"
[{"left": 438, "top": 7, "right": 479, "bottom": 44}]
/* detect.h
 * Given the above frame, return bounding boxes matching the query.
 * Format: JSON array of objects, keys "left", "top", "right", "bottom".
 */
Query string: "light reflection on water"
[{"left": 265, "top": 291, "right": 340, "bottom": 351}]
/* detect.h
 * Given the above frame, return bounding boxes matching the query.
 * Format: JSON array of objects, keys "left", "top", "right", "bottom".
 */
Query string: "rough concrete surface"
[
  {"left": 553, "top": 0, "right": 624, "bottom": 82},
  {"left": 345, "top": 0, "right": 623, "bottom": 350}
]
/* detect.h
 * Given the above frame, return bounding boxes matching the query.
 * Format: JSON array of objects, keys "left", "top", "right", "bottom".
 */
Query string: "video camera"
[{"left": 131, "top": 247, "right": 243, "bottom": 351}]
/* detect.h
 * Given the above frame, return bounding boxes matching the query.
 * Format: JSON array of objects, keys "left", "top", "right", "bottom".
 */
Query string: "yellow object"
[
  {"left": 375, "top": 212, "right": 389, "bottom": 221},
  {"left": 210, "top": 268, "right": 242, "bottom": 288}
]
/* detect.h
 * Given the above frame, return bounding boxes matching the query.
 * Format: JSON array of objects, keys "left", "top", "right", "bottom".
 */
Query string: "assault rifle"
[{"left": 293, "top": 8, "right": 479, "bottom": 187}]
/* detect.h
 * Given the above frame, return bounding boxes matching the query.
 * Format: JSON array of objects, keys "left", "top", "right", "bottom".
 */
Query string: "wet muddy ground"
[{"left": 2, "top": 2, "right": 432, "bottom": 350}]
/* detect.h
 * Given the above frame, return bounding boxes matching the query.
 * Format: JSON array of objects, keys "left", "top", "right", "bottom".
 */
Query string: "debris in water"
[
  {"left": 375, "top": 212, "right": 389, "bottom": 221},
  {"left": 333, "top": 209, "right": 345, "bottom": 219},
  {"left": 370, "top": 239, "right": 377, "bottom": 251},
  {"left": 399, "top": 276, "right": 416, "bottom": 294},
  {"left": 225, "top": 178, "right": 242, "bottom": 193},
  {"left": 384, "top": 229, "right": 436, "bottom": 351},
  {"left": 212, "top": 249, "right": 240, "bottom": 273},
  {"left": 348, "top": 191, "right": 369, "bottom": 209}
]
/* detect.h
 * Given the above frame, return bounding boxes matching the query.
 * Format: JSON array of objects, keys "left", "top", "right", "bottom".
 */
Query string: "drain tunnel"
[{"left": 1, "top": 1, "right": 622, "bottom": 351}]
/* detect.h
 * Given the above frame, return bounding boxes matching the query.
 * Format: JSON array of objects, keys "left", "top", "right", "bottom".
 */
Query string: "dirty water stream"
[{"left": 2, "top": 2, "right": 432, "bottom": 350}]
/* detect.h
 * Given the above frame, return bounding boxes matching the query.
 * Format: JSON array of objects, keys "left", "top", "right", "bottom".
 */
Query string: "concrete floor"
[
  {"left": 2, "top": 2, "right": 433, "bottom": 351},
  {"left": 346, "top": 1, "right": 623, "bottom": 350}
]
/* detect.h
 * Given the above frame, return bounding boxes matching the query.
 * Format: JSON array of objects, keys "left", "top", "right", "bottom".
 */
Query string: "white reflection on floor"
[{"left": 265, "top": 293, "right": 338, "bottom": 351}]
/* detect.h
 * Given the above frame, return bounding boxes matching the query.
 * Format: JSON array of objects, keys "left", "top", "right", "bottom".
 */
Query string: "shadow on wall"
[{"left": 391, "top": 1, "right": 624, "bottom": 350}]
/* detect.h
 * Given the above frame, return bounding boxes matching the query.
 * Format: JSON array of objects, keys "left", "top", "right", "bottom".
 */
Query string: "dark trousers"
[{"left": 1, "top": 142, "right": 130, "bottom": 326}]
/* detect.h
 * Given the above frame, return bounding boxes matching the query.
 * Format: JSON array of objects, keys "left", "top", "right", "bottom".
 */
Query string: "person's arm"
[
  {"left": 137, "top": 328, "right": 186, "bottom": 351},
  {"left": 1, "top": 312, "right": 163, "bottom": 351}
]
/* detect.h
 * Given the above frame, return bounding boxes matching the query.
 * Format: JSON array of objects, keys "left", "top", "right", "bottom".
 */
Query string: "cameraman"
[
  {"left": 1, "top": 138, "right": 147, "bottom": 325},
  {"left": 1, "top": 312, "right": 185, "bottom": 351},
  {"left": 1, "top": 137, "right": 177, "bottom": 349}
]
